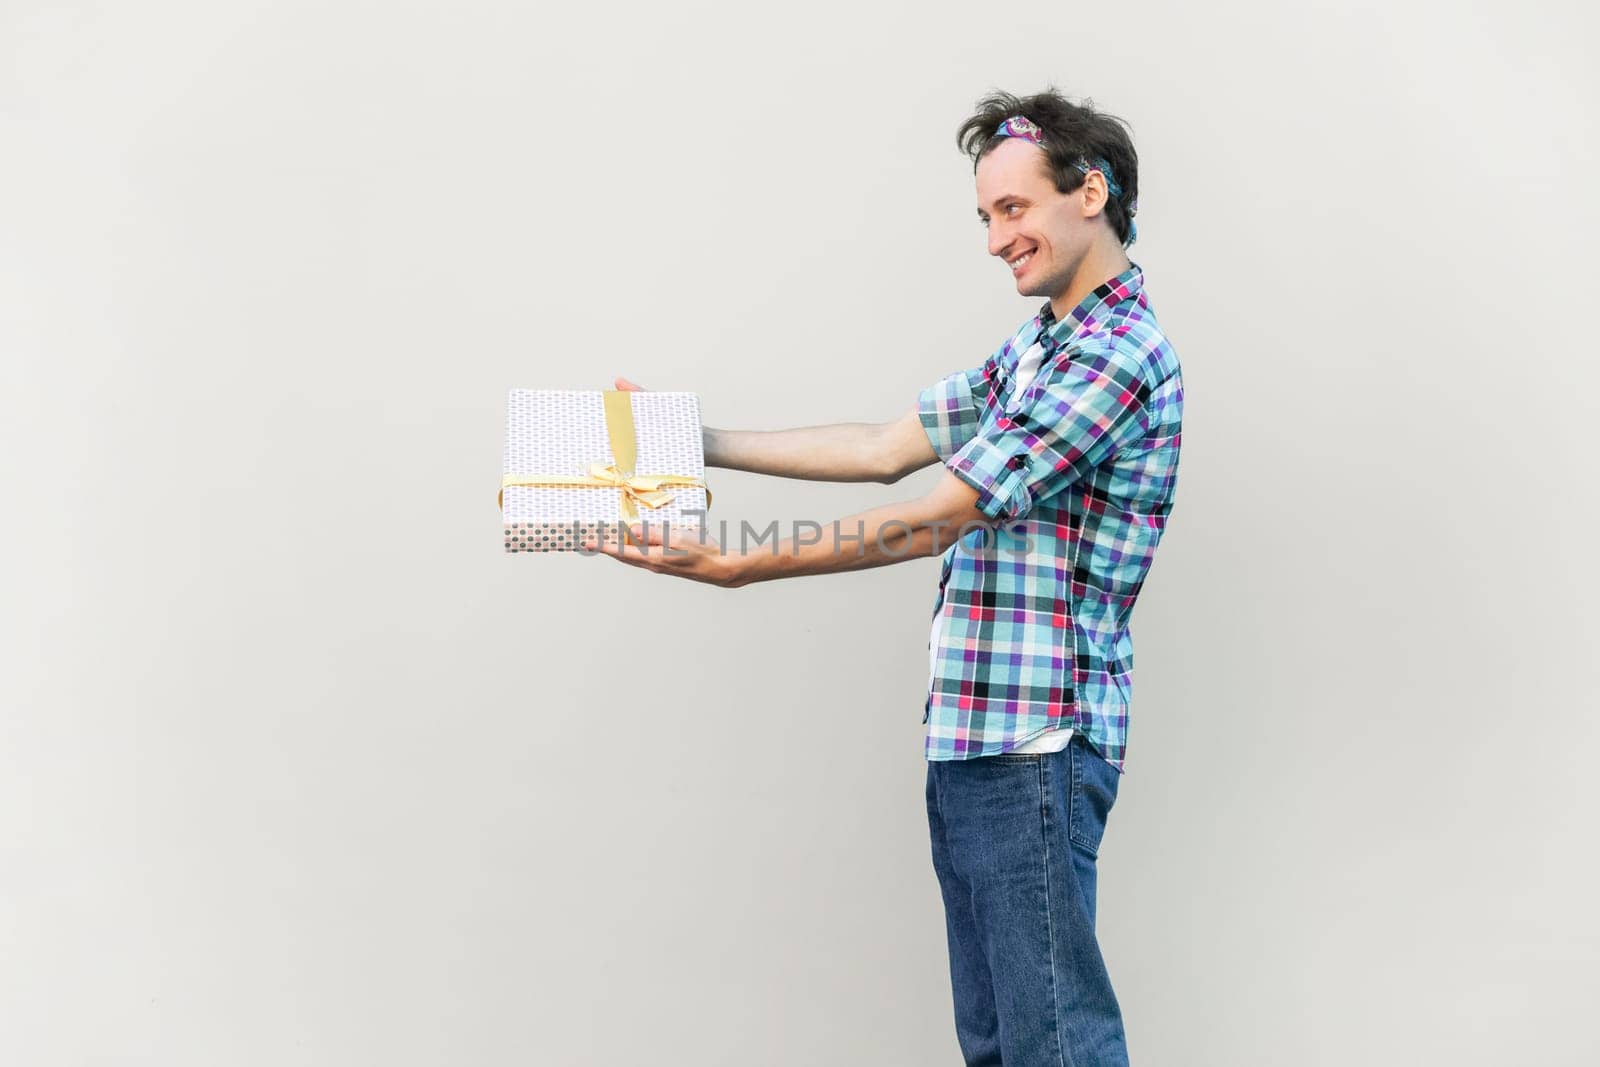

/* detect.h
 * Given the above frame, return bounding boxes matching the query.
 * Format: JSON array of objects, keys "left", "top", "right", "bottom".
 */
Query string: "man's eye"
[{"left": 1005, "top": 204, "right": 1021, "bottom": 215}]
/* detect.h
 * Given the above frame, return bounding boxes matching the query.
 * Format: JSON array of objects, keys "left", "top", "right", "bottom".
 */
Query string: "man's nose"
[{"left": 987, "top": 222, "right": 1011, "bottom": 259}]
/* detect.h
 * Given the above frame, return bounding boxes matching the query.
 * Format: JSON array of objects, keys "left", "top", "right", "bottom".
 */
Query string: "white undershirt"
[{"left": 929, "top": 336, "right": 1073, "bottom": 756}]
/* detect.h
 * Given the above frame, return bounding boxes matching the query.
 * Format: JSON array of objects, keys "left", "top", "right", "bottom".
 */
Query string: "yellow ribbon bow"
[
  {"left": 498, "top": 389, "right": 711, "bottom": 522},
  {"left": 498, "top": 461, "right": 711, "bottom": 521}
]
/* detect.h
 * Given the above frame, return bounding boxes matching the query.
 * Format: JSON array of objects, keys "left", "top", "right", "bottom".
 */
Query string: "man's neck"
[{"left": 1048, "top": 241, "right": 1132, "bottom": 322}]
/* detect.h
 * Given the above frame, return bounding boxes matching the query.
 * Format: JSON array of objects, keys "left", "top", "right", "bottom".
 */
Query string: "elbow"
[
  {"left": 926, "top": 470, "right": 994, "bottom": 531},
  {"left": 877, "top": 461, "right": 912, "bottom": 485},
  {"left": 872, "top": 418, "right": 936, "bottom": 485},
  {"left": 878, "top": 454, "right": 930, "bottom": 485}
]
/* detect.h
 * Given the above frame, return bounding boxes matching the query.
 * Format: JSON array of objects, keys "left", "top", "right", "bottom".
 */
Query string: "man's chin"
[
  {"left": 1017, "top": 272, "right": 1065, "bottom": 302},
  {"left": 1014, "top": 274, "right": 1052, "bottom": 299}
]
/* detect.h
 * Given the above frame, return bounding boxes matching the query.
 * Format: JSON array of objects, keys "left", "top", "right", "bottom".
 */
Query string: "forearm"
[
  {"left": 705, "top": 407, "right": 938, "bottom": 485},
  {"left": 704, "top": 423, "right": 894, "bottom": 482},
  {"left": 732, "top": 477, "right": 991, "bottom": 586},
  {"left": 587, "top": 469, "right": 987, "bottom": 588}
]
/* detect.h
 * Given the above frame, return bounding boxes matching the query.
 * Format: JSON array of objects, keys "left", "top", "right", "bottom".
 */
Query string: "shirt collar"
[
  {"left": 983, "top": 263, "right": 1145, "bottom": 394},
  {"left": 1037, "top": 261, "right": 1145, "bottom": 350}
]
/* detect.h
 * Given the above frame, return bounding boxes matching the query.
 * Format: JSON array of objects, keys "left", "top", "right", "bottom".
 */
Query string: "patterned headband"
[{"left": 992, "top": 115, "right": 1139, "bottom": 247}]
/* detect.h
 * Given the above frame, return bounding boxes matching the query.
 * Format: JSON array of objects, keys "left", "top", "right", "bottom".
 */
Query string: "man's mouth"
[{"left": 1009, "top": 251, "right": 1035, "bottom": 274}]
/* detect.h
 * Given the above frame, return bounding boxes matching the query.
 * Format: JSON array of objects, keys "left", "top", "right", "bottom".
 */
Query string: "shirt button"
[{"left": 1008, "top": 453, "right": 1028, "bottom": 471}]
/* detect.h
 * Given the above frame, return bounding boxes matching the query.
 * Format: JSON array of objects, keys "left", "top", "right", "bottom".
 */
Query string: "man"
[{"left": 590, "top": 88, "right": 1183, "bottom": 1067}]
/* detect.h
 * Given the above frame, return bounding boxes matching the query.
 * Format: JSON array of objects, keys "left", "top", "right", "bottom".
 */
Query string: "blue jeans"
[{"left": 925, "top": 733, "right": 1129, "bottom": 1066}]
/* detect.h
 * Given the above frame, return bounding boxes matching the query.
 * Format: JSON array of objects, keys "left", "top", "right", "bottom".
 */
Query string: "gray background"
[{"left": 3, "top": 1, "right": 1596, "bottom": 1063}]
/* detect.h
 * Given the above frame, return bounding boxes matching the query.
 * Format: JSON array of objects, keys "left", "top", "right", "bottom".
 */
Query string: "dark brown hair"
[{"left": 957, "top": 87, "right": 1139, "bottom": 246}]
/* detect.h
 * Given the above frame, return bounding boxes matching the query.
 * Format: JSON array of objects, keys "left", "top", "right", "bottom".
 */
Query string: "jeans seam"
[
  {"left": 1068, "top": 740, "right": 1095, "bottom": 856},
  {"left": 1040, "top": 758, "right": 1068, "bottom": 1067}
]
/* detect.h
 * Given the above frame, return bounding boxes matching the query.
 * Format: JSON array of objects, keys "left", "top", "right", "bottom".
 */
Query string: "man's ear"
[{"left": 1079, "top": 171, "right": 1110, "bottom": 220}]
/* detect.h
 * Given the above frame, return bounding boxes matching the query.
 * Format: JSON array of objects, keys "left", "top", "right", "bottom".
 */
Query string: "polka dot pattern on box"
[{"left": 501, "top": 390, "right": 708, "bottom": 553}]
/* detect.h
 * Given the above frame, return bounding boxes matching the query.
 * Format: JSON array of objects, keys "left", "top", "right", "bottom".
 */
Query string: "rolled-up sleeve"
[
  {"left": 915, "top": 363, "right": 988, "bottom": 463},
  {"left": 945, "top": 344, "right": 1153, "bottom": 523}
]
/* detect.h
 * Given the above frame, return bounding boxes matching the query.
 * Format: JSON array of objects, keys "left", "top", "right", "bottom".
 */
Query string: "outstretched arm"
[
  {"left": 585, "top": 467, "right": 992, "bottom": 588},
  {"left": 614, "top": 377, "right": 938, "bottom": 484}
]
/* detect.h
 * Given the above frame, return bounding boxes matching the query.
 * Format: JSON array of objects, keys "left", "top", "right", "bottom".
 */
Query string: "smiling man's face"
[{"left": 975, "top": 137, "right": 1100, "bottom": 309}]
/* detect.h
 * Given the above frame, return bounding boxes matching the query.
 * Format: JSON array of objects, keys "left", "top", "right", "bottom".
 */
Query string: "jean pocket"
[{"left": 1068, "top": 738, "right": 1119, "bottom": 856}]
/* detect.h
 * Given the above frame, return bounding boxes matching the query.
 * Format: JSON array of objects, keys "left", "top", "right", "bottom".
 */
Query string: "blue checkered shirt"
[{"left": 916, "top": 263, "right": 1184, "bottom": 773}]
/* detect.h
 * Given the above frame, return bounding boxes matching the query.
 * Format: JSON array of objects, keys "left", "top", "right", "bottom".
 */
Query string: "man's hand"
[
  {"left": 583, "top": 468, "right": 991, "bottom": 588},
  {"left": 582, "top": 522, "right": 747, "bottom": 588}
]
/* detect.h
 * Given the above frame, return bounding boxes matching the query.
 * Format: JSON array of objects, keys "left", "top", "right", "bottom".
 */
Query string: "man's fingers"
[
  {"left": 613, "top": 376, "right": 646, "bottom": 391},
  {"left": 582, "top": 523, "right": 665, "bottom": 553}
]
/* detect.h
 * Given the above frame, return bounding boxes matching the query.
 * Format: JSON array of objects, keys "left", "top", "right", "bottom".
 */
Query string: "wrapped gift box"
[{"left": 500, "top": 389, "right": 710, "bottom": 553}]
